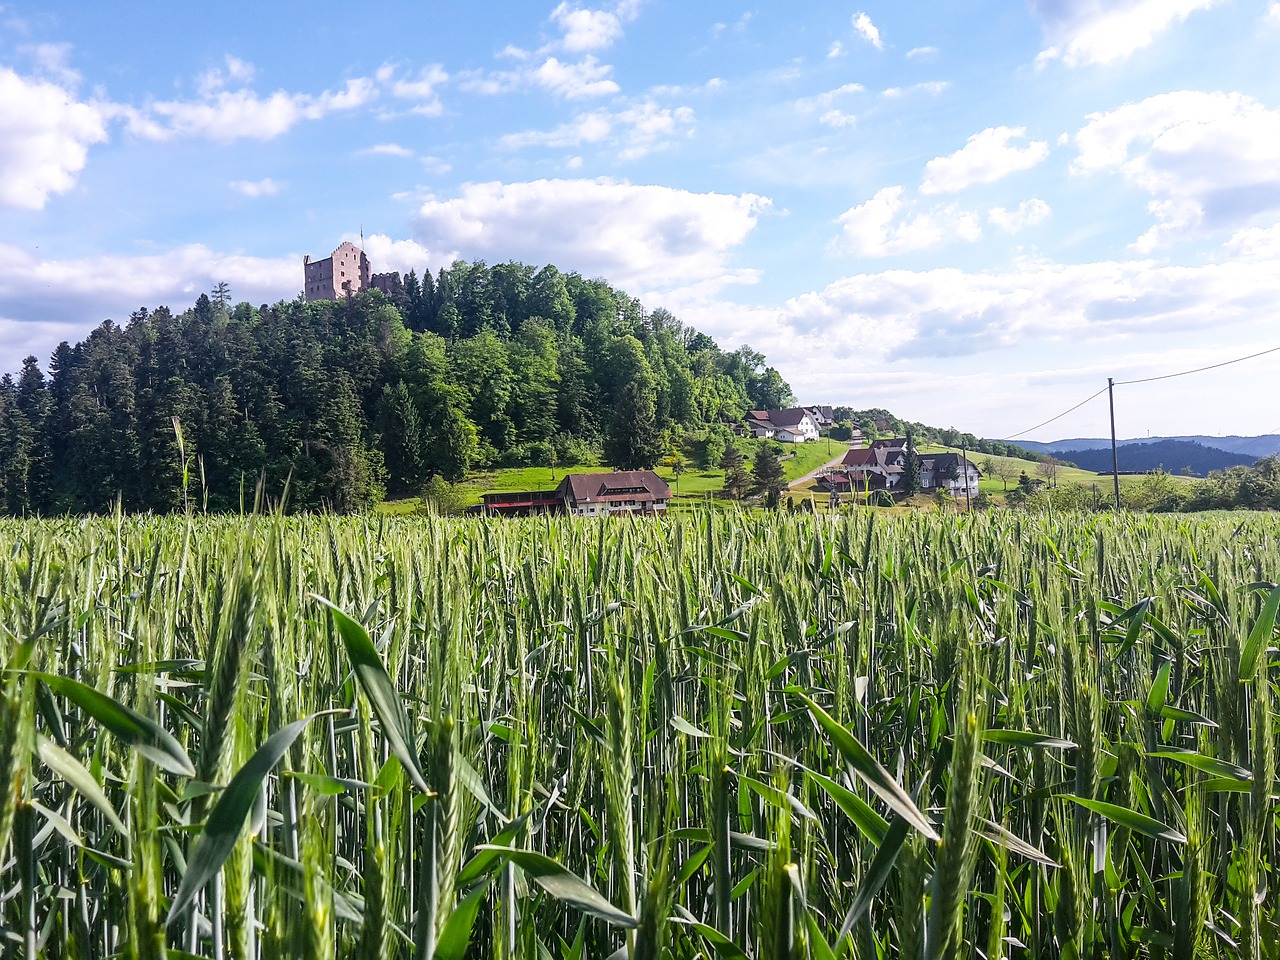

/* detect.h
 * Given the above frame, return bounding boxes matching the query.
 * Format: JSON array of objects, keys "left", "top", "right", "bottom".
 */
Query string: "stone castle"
[{"left": 303, "top": 241, "right": 401, "bottom": 302}]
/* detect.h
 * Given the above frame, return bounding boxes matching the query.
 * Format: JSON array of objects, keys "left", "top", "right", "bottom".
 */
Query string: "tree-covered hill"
[
  {"left": 0, "top": 261, "right": 793, "bottom": 514},
  {"left": 1053, "top": 439, "right": 1257, "bottom": 477}
]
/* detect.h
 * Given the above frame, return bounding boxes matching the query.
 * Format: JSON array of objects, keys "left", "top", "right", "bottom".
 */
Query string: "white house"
[
  {"left": 804, "top": 405, "right": 835, "bottom": 430},
  {"left": 743, "top": 407, "right": 820, "bottom": 443},
  {"left": 920, "top": 453, "right": 981, "bottom": 497}
]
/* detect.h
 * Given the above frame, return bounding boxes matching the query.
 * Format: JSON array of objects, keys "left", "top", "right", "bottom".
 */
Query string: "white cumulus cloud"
[
  {"left": 0, "top": 66, "right": 108, "bottom": 210},
  {"left": 359, "top": 143, "right": 414, "bottom": 158},
  {"left": 0, "top": 243, "right": 302, "bottom": 364},
  {"left": 351, "top": 234, "right": 452, "bottom": 278},
  {"left": 499, "top": 101, "right": 692, "bottom": 159},
  {"left": 411, "top": 178, "right": 768, "bottom": 293},
  {"left": 773, "top": 247, "right": 1280, "bottom": 367},
  {"left": 1032, "top": 0, "right": 1221, "bottom": 67},
  {"left": 1073, "top": 90, "right": 1280, "bottom": 249},
  {"left": 882, "top": 81, "right": 949, "bottom": 98},
  {"left": 375, "top": 63, "right": 448, "bottom": 115},
  {"left": 988, "top": 198, "right": 1052, "bottom": 232},
  {"left": 120, "top": 76, "right": 377, "bottom": 142},
  {"left": 198, "top": 54, "right": 257, "bottom": 96},
  {"left": 852, "top": 12, "right": 884, "bottom": 49},
  {"left": 921, "top": 126, "right": 1050, "bottom": 194},
  {"left": 1224, "top": 220, "right": 1280, "bottom": 260},
  {"left": 550, "top": 1, "right": 641, "bottom": 52},
  {"left": 834, "top": 186, "right": 982, "bottom": 257},
  {"left": 229, "top": 178, "right": 281, "bottom": 197},
  {"left": 795, "top": 83, "right": 864, "bottom": 127},
  {"left": 530, "top": 56, "right": 620, "bottom": 99}
]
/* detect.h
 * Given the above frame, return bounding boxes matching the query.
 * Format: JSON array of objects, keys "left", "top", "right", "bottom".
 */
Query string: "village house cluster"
[
  {"left": 739, "top": 406, "right": 835, "bottom": 443},
  {"left": 815, "top": 438, "right": 981, "bottom": 497}
]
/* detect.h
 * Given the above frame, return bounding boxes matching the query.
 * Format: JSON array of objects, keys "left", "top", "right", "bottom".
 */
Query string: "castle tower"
[{"left": 303, "top": 242, "right": 371, "bottom": 301}]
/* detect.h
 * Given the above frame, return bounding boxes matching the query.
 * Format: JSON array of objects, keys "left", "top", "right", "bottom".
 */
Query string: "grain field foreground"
[{"left": 1, "top": 510, "right": 1278, "bottom": 958}]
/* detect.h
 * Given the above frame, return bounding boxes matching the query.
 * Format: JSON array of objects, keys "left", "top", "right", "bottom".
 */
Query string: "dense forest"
[
  {"left": 0, "top": 261, "right": 794, "bottom": 514},
  {"left": 1051, "top": 438, "right": 1256, "bottom": 477}
]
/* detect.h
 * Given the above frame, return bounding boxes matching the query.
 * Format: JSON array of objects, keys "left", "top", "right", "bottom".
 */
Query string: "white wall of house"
[
  {"left": 569, "top": 500, "right": 669, "bottom": 516},
  {"left": 924, "top": 466, "right": 980, "bottom": 496}
]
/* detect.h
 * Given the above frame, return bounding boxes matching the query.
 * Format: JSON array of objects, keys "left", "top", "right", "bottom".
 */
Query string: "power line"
[
  {"left": 998, "top": 343, "right": 1280, "bottom": 445},
  {"left": 998, "top": 386, "right": 1109, "bottom": 442},
  {"left": 1114, "top": 344, "right": 1280, "bottom": 386}
]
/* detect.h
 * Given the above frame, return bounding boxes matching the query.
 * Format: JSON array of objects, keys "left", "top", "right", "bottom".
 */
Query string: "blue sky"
[{"left": 2, "top": 0, "right": 1279, "bottom": 441}]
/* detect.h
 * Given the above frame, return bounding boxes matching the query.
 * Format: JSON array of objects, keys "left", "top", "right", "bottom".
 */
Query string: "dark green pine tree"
[
  {"left": 720, "top": 444, "right": 750, "bottom": 500},
  {"left": 604, "top": 380, "right": 662, "bottom": 470},
  {"left": 377, "top": 381, "right": 428, "bottom": 495},
  {"left": 901, "top": 430, "right": 922, "bottom": 496},
  {"left": 14, "top": 356, "right": 53, "bottom": 512},
  {"left": 603, "top": 334, "right": 663, "bottom": 470},
  {"left": 204, "top": 376, "right": 267, "bottom": 510},
  {"left": 0, "top": 375, "right": 31, "bottom": 513},
  {"left": 751, "top": 445, "right": 787, "bottom": 508}
]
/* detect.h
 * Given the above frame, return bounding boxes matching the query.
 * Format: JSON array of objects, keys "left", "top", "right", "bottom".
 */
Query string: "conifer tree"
[
  {"left": 720, "top": 444, "right": 750, "bottom": 500},
  {"left": 751, "top": 444, "right": 787, "bottom": 508},
  {"left": 901, "top": 430, "right": 922, "bottom": 496},
  {"left": 377, "top": 381, "right": 427, "bottom": 495}
]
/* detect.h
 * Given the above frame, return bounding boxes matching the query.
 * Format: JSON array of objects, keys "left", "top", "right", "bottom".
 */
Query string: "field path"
[{"left": 788, "top": 444, "right": 853, "bottom": 489}]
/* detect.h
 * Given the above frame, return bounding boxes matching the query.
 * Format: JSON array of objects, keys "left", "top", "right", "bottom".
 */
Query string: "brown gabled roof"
[
  {"left": 767, "top": 407, "right": 814, "bottom": 428},
  {"left": 557, "top": 470, "right": 671, "bottom": 504},
  {"left": 841, "top": 446, "right": 902, "bottom": 472},
  {"left": 930, "top": 452, "right": 980, "bottom": 475}
]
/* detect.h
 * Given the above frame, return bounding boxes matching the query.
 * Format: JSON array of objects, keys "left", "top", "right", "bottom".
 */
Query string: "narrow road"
[{"left": 788, "top": 444, "right": 853, "bottom": 489}]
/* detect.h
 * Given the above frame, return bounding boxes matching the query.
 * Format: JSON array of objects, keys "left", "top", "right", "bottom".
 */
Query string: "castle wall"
[{"left": 303, "top": 241, "right": 372, "bottom": 301}]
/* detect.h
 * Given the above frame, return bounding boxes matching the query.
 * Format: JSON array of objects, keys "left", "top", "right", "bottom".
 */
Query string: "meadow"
[{"left": 1, "top": 509, "right": 1277, "bottom": 959}]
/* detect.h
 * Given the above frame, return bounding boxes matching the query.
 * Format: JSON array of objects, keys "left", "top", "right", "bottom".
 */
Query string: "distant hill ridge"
[
  {"left": 1016, "top": 435, "right": 1280, "bottom": 459},
  {"left": 1043, "top": 440, "right": 1257, "bottom": 477}
]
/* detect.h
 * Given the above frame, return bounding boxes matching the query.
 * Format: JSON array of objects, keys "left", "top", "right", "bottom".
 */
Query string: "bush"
[
  {"left": 494, "top": 434, "right": 599, "bottom": 469},
  {"left": 418, "top": 475, "right": 467, "bottom": 515},
  {"left": 690, "top": 427, "right": 730, "bottom": 470},
  {"left": 496, "top": 440, "right": 555, "bottom": 468},
  {"left": 553, "top": 433, "right": 598, "bottom": 467}
]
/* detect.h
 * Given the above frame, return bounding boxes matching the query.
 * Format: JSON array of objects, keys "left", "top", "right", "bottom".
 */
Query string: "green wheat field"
[{"left": 1, "top": 510, "right": 1278, "bottom": 959}]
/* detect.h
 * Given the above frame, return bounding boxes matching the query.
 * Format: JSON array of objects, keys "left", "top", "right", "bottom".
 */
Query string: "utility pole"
[
  {"left": 962, "top": 443, "right": 972, "bottom": 512},
  {"left": 1108, "top": 377, "right": 1121, "bottom": 510}
]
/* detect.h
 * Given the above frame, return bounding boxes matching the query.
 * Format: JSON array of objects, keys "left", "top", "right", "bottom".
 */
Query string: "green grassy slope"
[
  {"left": 380, "top": 436, "right": 1191, "bottom": 515},
  {"left": 380, "top": 438, "right": 853, "bottom": 512}
]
